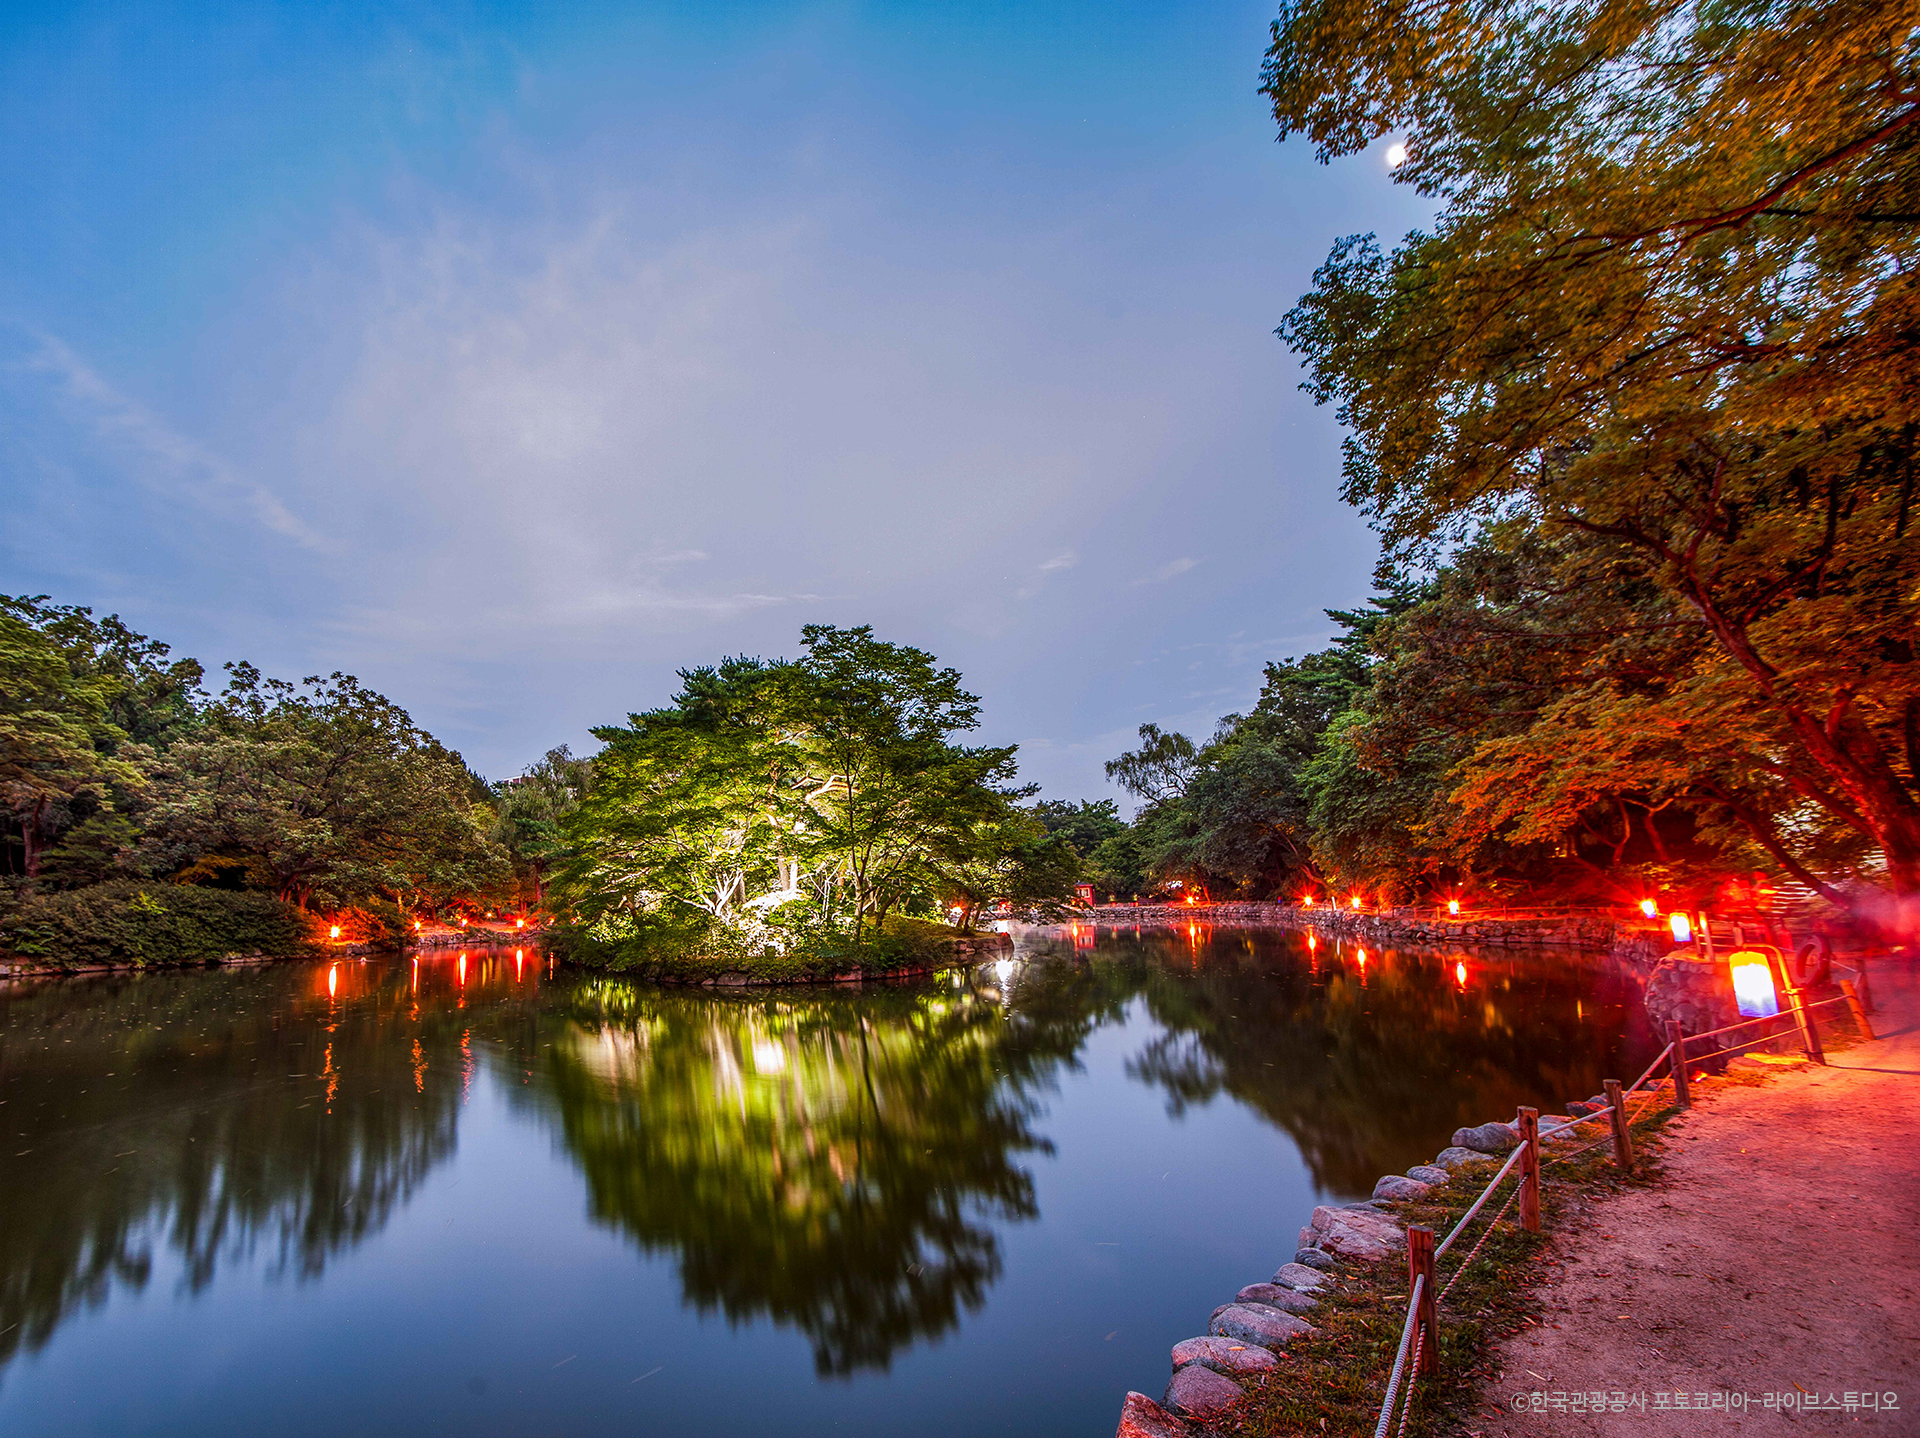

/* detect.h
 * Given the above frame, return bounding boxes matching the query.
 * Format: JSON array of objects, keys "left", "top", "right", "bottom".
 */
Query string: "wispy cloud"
[
  {"left": 1131, "top": 555, "right": 1196, "bottom": 586},
  {"left": 1037, "top": 552, "right": 1077, "bottom": 572},
  {"left": 15, "top": 330, "right": 327, "bottom": 553}
]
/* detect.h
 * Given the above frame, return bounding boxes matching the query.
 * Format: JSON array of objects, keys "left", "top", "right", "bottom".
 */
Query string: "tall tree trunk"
[{"left": 21, "top": 796, "right": 48, "bottom": 883}]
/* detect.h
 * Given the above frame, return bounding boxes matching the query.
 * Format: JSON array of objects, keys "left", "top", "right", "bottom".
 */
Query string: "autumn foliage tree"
[{"left": 1266, "top": 0, "right": 1920, "bottom": 912}]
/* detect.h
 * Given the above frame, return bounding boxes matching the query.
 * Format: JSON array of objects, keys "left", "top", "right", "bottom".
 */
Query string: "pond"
[{"left": 0, "top": 926, "right": 1659, "bottom": 1437}]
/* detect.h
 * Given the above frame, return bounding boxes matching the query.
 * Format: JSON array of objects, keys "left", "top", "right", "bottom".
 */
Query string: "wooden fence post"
[
  {"left": 1789, "top": 987, "right": 1826, "bottom": 1065},
  {"left": 1407, "top": 1224, "right": 1438, "bottom": 1376},
  {"left": 1841, "top": 979, "right": 1875, "bottom": 1041},
  {"left": 1668, "top": 1023, "right": 1691, "bottom": 1108},
  {"left": 1517, "top": 1106, "right": 1541, "bottom": 1233},
  {"left": 1603, "top": 1079, "right": 1633, "bottom": 1172}
]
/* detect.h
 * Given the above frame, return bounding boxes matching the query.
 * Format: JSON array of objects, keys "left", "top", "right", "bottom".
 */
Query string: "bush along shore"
[
  {"left": 0, "top": 881, "right": 320, "bottom": 974},
  {"left": 1112, "top": 1096, "right": 1685, "bottom": 1438},
  {"left": 547, "top": 914, "right": 1013, "bottom": 987}
]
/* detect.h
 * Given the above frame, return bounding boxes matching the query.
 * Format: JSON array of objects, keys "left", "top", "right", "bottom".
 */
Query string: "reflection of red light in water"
[
  {"left": 458, "top": 953, "right": 467, "bottom": 985},
  {"left": 516, "top": 949, "right": 524, "bottom": 978},
  {"left": 328, "top": 963, "right": 338, "bottom": 998},
  {"left": 1356, "top": 947, "right": 1367, "bottom": 965},
  {"left": 1307, "top": 932, "right": 1317, "bottom": 949},
  {"left": 1455, "top": 961, "right": 1467, "bottom": 989}
]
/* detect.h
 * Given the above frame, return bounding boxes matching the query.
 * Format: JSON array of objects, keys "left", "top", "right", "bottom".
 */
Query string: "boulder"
[
  {"left": 1163, "top": 1364, "right": 1245, "bottom": 1419},
  {"left": 1305, "top": 1204, "right": 1406, "bottom": 1261},
  {"left": 1566, "top": 1099, "right": 1600, "bottom": 1117},
  {"left": 1431, "top": 1146, "right": 1489, "bottom": 1171},
  {"left": 1210, "top": 1304, "right": 1316, "bottom": 1350},
  {"left": 1406, "top": 1164, "right": 1451, "bottom": 1185},
  {"left": 1171, "top": 1335, "right": 1280, "bottom": 1378},
  {"left": 1272, "top": 1261, "right": 1331, "bottom": 1293},
  {"left": 1371, "top": 1175, "right": 1433, "bottom": 1202},
  {"left": 1116, "top": 1392, "right": 1193, "bottom": 1438},
  {"left": 1452, "top": 1121, "right": 1519, "bottom": 1154},
  {"left": 1236, "top": 1283, "right": 1318, "bottom": 1314},
  {"left": 1291, "top": 1248, "right": 1337, "bottom": 1271}
]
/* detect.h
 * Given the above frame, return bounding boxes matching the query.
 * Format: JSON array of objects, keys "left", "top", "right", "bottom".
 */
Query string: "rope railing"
[{"left": 1372, "top": 1273, "right": 1427, "bottom": 1438}]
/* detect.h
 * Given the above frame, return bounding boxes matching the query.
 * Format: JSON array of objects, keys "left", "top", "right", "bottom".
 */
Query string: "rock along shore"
[{"left": 1113, "top": 1107, "right": 1595, "bottom": 1436}]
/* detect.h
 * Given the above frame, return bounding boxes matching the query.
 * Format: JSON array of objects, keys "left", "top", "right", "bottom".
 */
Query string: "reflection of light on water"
[
  {"left": 994, "top": 958, "right": 1015, "bottom": 984},
  {"left": 752, "top": 1040, "right": 788, "bottom": 1075},
  {"left": 327, "top": 964, "right": 338, "bottom": 998},
  {"left": 1454, "top": 961, "right": 1467, "bottom": 990}
]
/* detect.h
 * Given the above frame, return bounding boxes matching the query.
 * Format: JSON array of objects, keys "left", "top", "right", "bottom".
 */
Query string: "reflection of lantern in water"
[
  {"left": 1307, "top": 932, "right": 1317, "bottom": 949},
  {"left": 1454, "top": 960, "right": 1467, "bottom": 989},
  {"left": 1727, "top": 950, "right": 1780, "bottom": 1018},
  {"left": 1356, "top": 947, "right": 1367, "bottom": 965},
  {"left": 994, "top": 958, "right": 1015, "bottom": 985},
  {"left": 751, "top": 1040, "right": 787, "bottom": 1075},
  {"left": 1640, "top": 898, "right": 1658, "bottom": 919},
  {"left": 458, "top": 953, "right": 467, "bottom": 985},
  {"left": 1669, "top": 912, "right": 1693, "bottom": 944},
  {"left": 328, "top": 963, "right": 338, "bottom": 997},
  {"left": 516, "top": 948, "right": 524, "bottom": 979}
]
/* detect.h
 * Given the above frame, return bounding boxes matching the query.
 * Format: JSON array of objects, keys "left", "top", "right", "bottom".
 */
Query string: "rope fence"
[{"left": 1368, "top": 973, "right": 1877, "bottom": 1438}]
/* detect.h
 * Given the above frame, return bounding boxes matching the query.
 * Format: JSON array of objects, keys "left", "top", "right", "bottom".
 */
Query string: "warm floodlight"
[
  {"left": 1640, "top": 898, "right": 1658, "bottom": 919},
  {"left": 329, "top": 925, "right": 341, "bottom": 940},
  {"left": 1669, "top": 912, "right": 1693, "bottom": 944},
  {"left": 1727, "top": 949, "right": 1779, "bottom": 1018},
  {"left": 1447, "top": 899, "right": 1460, "bottom": 915}
]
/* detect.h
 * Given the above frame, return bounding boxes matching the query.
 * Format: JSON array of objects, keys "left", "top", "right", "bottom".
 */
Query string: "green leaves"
[{"left": 558, "top": 626, "right": 1057, "bottom": 954}]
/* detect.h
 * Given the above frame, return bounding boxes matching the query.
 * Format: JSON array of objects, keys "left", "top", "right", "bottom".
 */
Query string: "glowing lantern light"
[
  {"left": 458, "top": 916, "right": 467, "bottom": 927},
  {"left": 516, "top": 917, "right": 525, "bottom": 929},
  {"left": 1727, "top": 950, "right": 1780, "bottom": 1018},
  {"left": 1639, "top": 898, "right": 1658, "bottom": 919},
  {"left": 1447, "top": 899, "right": 1460, "bottom": 916},
  {"left": 1186, "top": 894, "right": 1196, "bottom": 906},
  {"left": 1302, "top": 895, "right": 1314, "bottom": 907},
  {"left": 413, "top": 920, "right": 421, "bottom": 931},
  {"left": 1351, "top": 896, "right": 1362, "bottom": 909},
  {"left": 329, "top": 924, "right": 341, "bottom": 940},
  {"left": 1669, "top": 912, "right": 1694, "bottom": 944}
]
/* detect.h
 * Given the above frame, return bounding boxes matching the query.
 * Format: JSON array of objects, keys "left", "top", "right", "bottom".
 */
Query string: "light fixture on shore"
[
  {"left": 413, "top": 919, "right": 421, "bottom": 931},
  {"left": 1640, "top": 898, "right": 1658, "bottom": 918},
  {"left": 1447, "top": 899, "right": 1460, "bottom": 916},
  {"left": 329, "top": 924, "right": 341, "bottom": 940},
  {"left": 1669, "top": 912, "right": 1693, "bottom": 944},
  {"left": 1351, "top": 896, "right": 1362, "bottom": 909},
  {"left": 1727, "top": 949, "right": 1779, "bottom": 1018},
  {"left": 516, "top": 917, "right": 525, "bottom": 929}
]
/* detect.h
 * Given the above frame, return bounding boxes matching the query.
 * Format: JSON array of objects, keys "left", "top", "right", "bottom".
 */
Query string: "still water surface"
[{"left": 0, "top": 927, "right": 1657, "bottom": 1436}]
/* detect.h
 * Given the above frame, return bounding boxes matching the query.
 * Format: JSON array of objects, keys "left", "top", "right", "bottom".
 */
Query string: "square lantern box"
[{"left": 1726, "top": 949, "right": 1781, "bottom": 1018}]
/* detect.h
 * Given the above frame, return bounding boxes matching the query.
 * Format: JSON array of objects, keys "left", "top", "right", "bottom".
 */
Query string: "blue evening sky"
[{"left": 1, "top": 0, "right": 1425, "bottom": 801}]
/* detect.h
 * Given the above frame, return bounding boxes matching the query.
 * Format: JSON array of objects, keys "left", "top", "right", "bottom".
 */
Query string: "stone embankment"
[
  {"left": 1093, "top": 901, "right": 1667, "bottom": 961},
  {"left": 1113, "top": 1110, "right": 1591, "bottom": 1436}
]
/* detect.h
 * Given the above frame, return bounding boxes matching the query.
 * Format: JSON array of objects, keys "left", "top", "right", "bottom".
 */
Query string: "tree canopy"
[{"left": 1256, "top": 0, "right": 1920, "bottom": 913}]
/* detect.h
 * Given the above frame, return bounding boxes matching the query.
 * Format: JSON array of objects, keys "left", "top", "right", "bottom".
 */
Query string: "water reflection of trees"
[
  {"left": 1015, "top": 929, "right": 1656, "bottom": 1194},
  {"left": 518, "top": 977, "right": 1089, "bottom": 1376},
  {"left": 0, "top": 959, "right": 531, "bottom": 1375}
]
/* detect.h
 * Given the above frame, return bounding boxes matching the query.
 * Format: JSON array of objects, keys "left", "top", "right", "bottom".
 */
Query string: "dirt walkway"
[{"left": 1474, "top": 961, "right": 1920, "bottom": 1435}]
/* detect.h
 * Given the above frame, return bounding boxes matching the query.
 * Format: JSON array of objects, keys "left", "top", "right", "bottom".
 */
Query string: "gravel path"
[{"left": 1473, "top": 959, "right": 1920, "bottom": 1435}]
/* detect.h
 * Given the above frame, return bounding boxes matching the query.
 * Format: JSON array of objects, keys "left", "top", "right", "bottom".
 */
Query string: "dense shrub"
[
  {"left": 552, "top": 912, "right": 969, "bottom": 983},
  {"left": 0, "top": 882, "right": 316, "bottom": 969}
]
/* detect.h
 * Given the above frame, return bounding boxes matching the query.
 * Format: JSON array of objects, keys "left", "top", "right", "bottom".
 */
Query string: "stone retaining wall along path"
[
  {"left": 1091, "top": 902, "right": 1644, "bottom": 957},
  {"left": 1111, "top": 1109, "right": 1588, "bottom": 1435}
]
